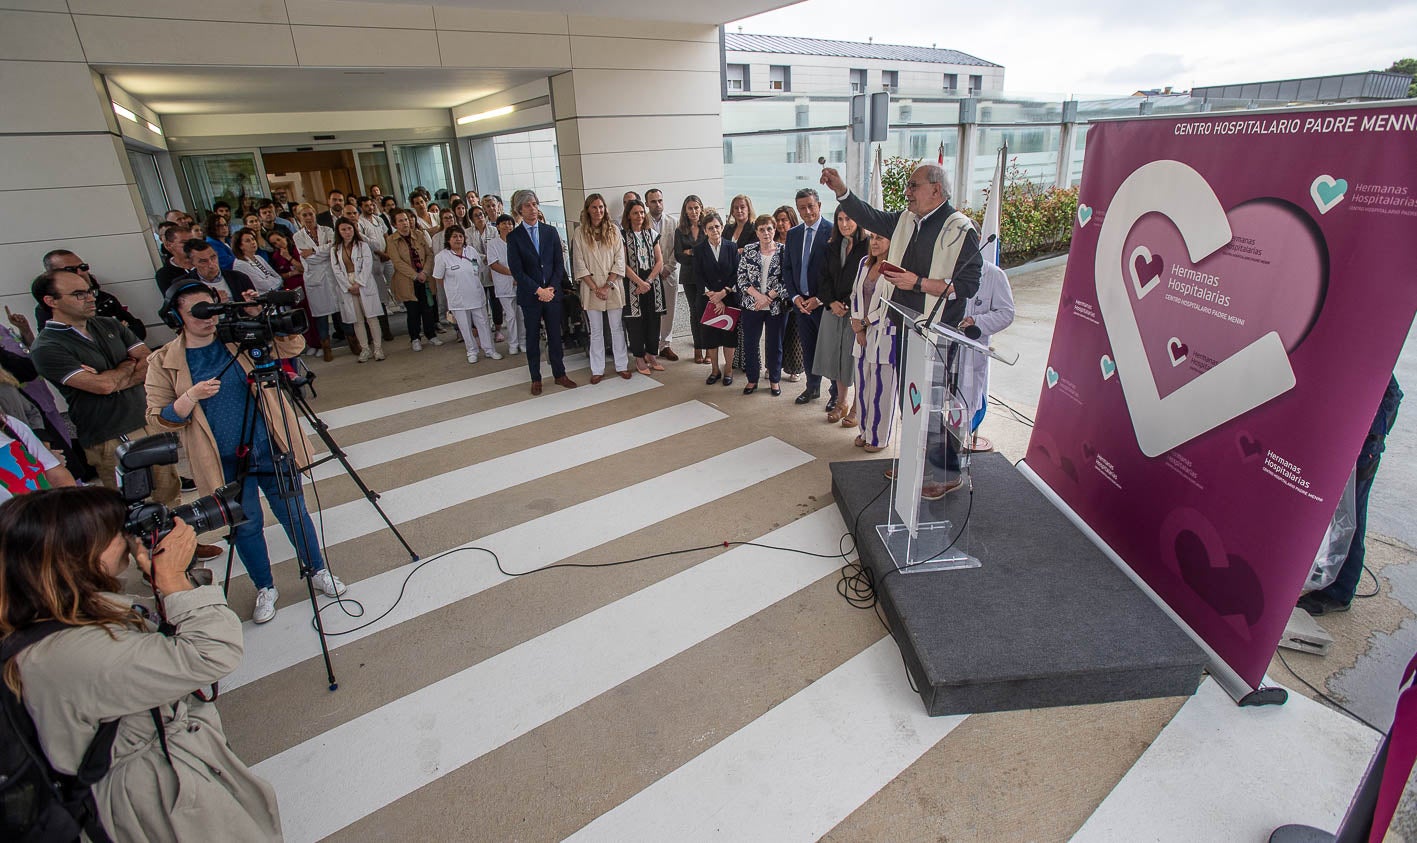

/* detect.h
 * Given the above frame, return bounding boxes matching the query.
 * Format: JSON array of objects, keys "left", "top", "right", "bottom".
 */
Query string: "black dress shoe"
[
  {"left": 705, "top": 372, "right": 721, "bottom": 385},
  {"left": 770, "top": 385, "right": 782, "bottom": 397},
  {"left": 794, "top": 389, "right": 820, "bottom": 405},
  {"left": 825, "top": 397, "right": 838, "bottom": 414}
]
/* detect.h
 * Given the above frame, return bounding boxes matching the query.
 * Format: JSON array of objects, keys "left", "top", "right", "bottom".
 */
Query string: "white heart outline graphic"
[
  {"left": 1167, "top": 337, "right": 1187, "bottom": 367},
  {"left": 1078, "top": 204, "right": 1093, "bottom": 227},
  {"left": 1100, "top": 354, "right": 1117, "bottom": 380},
  {"left": 1309, "top": 174, "right": 1346, "bottom": 215},
  {"left": 1045, "top": 367, "right": 1059, "bottom": 388},
  {"left": 1128, "top": 245, "right": 1164, "bottom": 300},
  {"left": 1095, "top": 160, "right": 1297, "bottom": 457}
]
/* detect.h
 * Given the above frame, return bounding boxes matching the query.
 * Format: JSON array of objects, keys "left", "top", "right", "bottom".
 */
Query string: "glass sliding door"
[
  {"left": 356, "top": 149, "right": 392, "bottom": 197},
  {"left": 180, "top": 151, "right": 266, "bottom": 216},
  {"left": 391, "top": 142, "right": 455, "bottom": 203}
]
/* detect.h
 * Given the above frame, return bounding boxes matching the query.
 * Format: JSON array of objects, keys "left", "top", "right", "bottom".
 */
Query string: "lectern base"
[{"left": 877, "top": 521, "right": 981, "bottom": 573}]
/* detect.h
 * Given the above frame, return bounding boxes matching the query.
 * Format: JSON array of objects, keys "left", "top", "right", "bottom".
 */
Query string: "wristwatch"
[{"left": 912, "top": 277, "right": 924, "bottom": 292}]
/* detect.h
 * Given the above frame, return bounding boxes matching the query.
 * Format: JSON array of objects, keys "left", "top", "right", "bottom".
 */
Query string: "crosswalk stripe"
[
  {"left": 302, "top": 353, "right": 589, "bottom": 432},
  {"left": 306, "top": 373, "right": 658, "bottom": 481},
  {"left": 224, "top": 437, "right": 814, "bottom": 692},
  {"left": 253, "top": 504, "right": 849, "bottom": 843},
  {"left": 1071, "top": 677, "right": 1380, "bottom": 842},
  {"left": 220, "top": 401, "right": 727, "bottom": 583},
  {"left": 567, "top": 636, "right": 966, "bottom": 841}
]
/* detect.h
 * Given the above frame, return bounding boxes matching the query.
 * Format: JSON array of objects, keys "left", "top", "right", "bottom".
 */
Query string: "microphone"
[
  {"left": 961, "top": 323, "right": 982, "bottom": 340},
  {"left": 923, "top": 233, "right": 996, "bottom": 329},
  {"left": 189, "top": 300, "right": 224, "bottom": 319}
]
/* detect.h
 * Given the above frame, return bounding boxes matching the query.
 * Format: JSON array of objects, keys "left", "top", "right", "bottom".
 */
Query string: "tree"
[{"left": 1384, "top": 59, "right": 1417, "bottom": 98}]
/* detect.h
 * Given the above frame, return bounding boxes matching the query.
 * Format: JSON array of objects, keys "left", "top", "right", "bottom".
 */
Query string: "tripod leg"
[{"left": 286, "top": 387, "right": 420, "bottom": 562}]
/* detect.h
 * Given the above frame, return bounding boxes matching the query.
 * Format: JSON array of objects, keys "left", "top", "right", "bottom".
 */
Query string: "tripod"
[{"left": 215, "top": 337, "right": 419, "bottom": 691}]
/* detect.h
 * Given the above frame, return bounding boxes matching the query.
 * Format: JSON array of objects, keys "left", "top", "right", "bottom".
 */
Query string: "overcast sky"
[{"left": 731, "top": 0, "right": 1417, "bottom": 96}]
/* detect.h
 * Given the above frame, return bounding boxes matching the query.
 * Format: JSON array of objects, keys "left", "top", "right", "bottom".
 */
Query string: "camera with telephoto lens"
[
  {"left": 117, "top": 433, "right": 244, "bottom": 585},
  {"left": 191, "top": 289, "right": 310, "bottom": 358}
]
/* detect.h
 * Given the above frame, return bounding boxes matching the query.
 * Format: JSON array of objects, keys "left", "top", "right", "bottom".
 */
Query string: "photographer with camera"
[
  {"left": 0, "top": 486, "right": 282, "bottom": 842},
  {"left": 146, "top": 280, "right": 347, "bottom": 624}
]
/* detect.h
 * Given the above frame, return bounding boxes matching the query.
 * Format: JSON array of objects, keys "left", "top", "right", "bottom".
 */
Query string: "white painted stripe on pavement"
[
  {"left": 568, "top": 636, "right": 965, "bottom": 842},
  {"left": 1071, "top": 677, "right": 1380, "bottom": 843},
  {"left": 226, "top": 437, "right": 813, "bottom": 691},
  {"left": 307, "top": 373, "right": 657, "bottom": 481},
  {"left": 303, "top": 353, "right": 589, "bottom": 432},
  {"left": 254, "top": 504, "right": 849, "bottom": 843},
  {"left": 220, "top": 401, "right": 726, "bottom": 583}
]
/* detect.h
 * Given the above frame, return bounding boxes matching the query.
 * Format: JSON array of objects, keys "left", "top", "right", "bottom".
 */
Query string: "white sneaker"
[
  {"left": 304, "top": 346, "right": 320, "bottom": 357},
  {"left": 374, "top": 350, "right": 386, "bottom": 361},
  {"left": 357, "top": 348, "right": 372, "bottom": 363},
  {"left": 487, "top": 350, "right": 503, "bottom": 360},
  {"left": 411, "top": 339, "right": 423, "bottom": 352},
  {"left": 466, "top": 353, "right": 478, "bottom": 364},
  {"left": 429, "top": 336, "right": 445, "bottom": 347},
  {"left": 253, "top": 587, "right": 279, "bottom": 624},
  {"left": 510, "top": 346, "right": 522, "bottom": 355},
  {"left": 310, "top": 568, "right": 347, "bottom": 597}
]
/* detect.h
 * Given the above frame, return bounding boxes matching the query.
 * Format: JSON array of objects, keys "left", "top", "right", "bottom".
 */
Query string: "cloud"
[{"left": 1095, "top": 54, "right": 1191, "bottom": 86}]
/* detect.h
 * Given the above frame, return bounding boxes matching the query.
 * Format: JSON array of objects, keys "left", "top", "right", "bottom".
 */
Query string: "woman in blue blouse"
[{"left": 735, "top": 214, "right": 788, "bottom": 396}]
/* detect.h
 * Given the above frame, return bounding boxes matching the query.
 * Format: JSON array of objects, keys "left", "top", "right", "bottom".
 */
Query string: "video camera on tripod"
[
  {"left": 190, "top": 289, "right": 309, "bottom": 367},
  {"left": 116, "top": 433, "right": 244, "bottom": 584}
]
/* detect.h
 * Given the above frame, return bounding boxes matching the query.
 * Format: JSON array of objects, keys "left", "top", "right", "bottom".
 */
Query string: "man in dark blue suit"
[
  {"left": 506, "top": 190, "right": 577, "bottom": 395},
  {"left": 780, "top": 188, "right": 835, "bottom": 406}
]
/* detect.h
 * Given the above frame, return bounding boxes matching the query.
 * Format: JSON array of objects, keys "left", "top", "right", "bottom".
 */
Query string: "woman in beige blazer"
[
  {"left": 571, "top": 193, "right": 630, "bottom": 382},
  {"left": 0, "top": 486, "right": 282, "bottom": 842}
]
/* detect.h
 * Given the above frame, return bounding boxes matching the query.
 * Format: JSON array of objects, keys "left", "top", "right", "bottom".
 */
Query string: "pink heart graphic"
[
  {"left": 1168, "top": 338, "right": 1189, "bottom": 365},
  {"left": 1134, "top": 252, "right": 1164, "bottom": 287},
  {"left": 1236, "top": 432, "right": 1263, "bottom": 462},
  {"left": 1124, "top": 200, "right": 1326, "bottom": 399}
]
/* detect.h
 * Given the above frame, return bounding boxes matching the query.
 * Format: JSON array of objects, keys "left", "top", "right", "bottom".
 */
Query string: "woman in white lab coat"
[
  {"left": 955, "top": 260, "right": 1016, "bottom": 452},
  {"left": 330, "top": 217, "right": 386, "bottom": 363},
  {"left": 292, "top": 202, "right": 348, "bottom": 358},
  {"left": 432, "top": 225, "right": 500, "bottom": 364}
]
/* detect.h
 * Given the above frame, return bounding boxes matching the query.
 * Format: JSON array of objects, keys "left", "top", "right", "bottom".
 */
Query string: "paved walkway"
[{"left": 187, "top": 268, "right": 1406, "bottom": 840}]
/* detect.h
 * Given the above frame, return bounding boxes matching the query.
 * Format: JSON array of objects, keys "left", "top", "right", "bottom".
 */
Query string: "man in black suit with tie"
[
  {"left": 780, "top": 188, "right": 834, "bottom": 406},
  {"left": 506, "top": 189, "right": 577, "bottom": 395},
  {"left": 821, "top": 164, "right": 982, "bottom": 497}
]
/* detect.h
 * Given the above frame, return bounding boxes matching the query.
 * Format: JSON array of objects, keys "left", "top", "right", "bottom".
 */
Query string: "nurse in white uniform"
[
  {"left": 433, "top": 225, "right": 501, "bottom": 364},
  {"left": 331, "top": 217, "right": 386, "bottom": 362}
]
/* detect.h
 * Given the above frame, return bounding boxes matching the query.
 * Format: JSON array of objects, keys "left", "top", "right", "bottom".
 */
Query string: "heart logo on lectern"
[{"left": 908, "top": 383, "right": 922, "bottom": 414}]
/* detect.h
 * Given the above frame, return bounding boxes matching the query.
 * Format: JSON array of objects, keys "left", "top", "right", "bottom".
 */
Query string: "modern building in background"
[
  {"left": 722, "top": 32, "right": 1003, "bottom": 96},
  {"left": 0, "top": 0, "right": 779, "bottom": 334},
  {"left": 1192, "top": 71, "right": 1414, "bottom": 104}
]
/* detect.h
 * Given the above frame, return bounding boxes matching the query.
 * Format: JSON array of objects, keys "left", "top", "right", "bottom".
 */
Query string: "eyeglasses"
[
  {"left": 58, "top": 263, "right": 91, "bottom": 272},
  {"left": 60, "top": 289, "right": 96, "bottom": 300}
]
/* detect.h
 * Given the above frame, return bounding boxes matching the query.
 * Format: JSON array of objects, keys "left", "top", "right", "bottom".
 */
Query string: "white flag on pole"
[{"left": 981, "top": 144, "right": 1005, "bottom": 264}]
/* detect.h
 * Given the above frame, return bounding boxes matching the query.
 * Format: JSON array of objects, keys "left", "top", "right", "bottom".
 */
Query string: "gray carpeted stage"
[{"left": 831, "top": 454, "right": 1207, "bottom": 716}]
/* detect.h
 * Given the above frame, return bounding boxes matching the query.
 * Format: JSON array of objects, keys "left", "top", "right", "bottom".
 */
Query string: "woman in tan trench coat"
[
  {"left": 0, "top": 486, "right": 282, "bottom": 842},
  {"left": 571, "top": 193, "right": 630, "bottom": 383},
  {"left": 144, "top": 280, "right": 346, "bottom": 625}
]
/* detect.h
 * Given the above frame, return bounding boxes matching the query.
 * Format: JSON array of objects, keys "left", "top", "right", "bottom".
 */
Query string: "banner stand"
[{"left": 1017, "top": 458, "right": 1289, "bottom": 707}]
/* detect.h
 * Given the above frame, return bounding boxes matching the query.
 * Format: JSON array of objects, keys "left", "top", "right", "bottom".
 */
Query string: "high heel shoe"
[
  {"left": 769, "top": 384, "right": 782, "bottom": 397},
  {"left": 743, "top": 383, "right": 758, "bottom": 395},
  {"left": 706, "top": 371, "right": 721, "bottom": 385}
]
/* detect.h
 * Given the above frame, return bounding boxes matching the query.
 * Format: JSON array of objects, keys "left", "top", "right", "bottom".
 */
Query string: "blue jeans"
[
  {"left": 741, "top": 309, "right": 788, "bottom": 384},
  {"left": 222, "top": 439, "right": 326, "bottom": 590},
  {"left": 1316, "top": 436, "right": 1384, "bottom": 605}
]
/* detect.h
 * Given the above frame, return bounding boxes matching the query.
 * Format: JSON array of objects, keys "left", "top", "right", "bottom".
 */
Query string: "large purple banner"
[{"left": 1028, "top": 105, "right": 1417, "bottom": 689}]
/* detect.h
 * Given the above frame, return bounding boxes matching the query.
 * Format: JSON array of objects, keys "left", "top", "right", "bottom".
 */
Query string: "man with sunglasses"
[
  {"left": 39, "top": 249, "right": 147, "bottom": 340},
  {"left": 26, "top": 269, "right": 221, "bottom": 559}
]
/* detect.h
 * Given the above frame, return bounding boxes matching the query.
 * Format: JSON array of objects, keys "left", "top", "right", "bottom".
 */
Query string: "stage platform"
[{"left": 831, "top": 454, "right": 1207, "bottom": 716}]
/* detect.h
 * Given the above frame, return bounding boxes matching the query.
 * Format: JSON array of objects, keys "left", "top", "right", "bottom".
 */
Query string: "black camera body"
[
  {"left": 116, "top": 434, "right": 244, "bottom": 562},
  {"left": 191, "top": 289, "right": 310, "bottom": 363}
]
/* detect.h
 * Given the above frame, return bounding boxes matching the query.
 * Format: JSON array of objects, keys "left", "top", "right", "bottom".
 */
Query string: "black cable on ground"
[{"left": 1274, "top": 648, "right": 1387, "bottom": 736}]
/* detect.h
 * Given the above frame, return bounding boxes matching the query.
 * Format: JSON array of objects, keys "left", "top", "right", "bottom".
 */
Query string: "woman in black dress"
[
  {"left": 693, "top": 210, "right": 740, "bottom": 385},
  {"left": 674, "top": 196, "right": 708, "bottom": 364}
]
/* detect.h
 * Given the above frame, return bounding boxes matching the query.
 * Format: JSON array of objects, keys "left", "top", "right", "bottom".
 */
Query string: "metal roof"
[{"left": 724, "top": 32, "right": 1001, "bottom": 68}]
